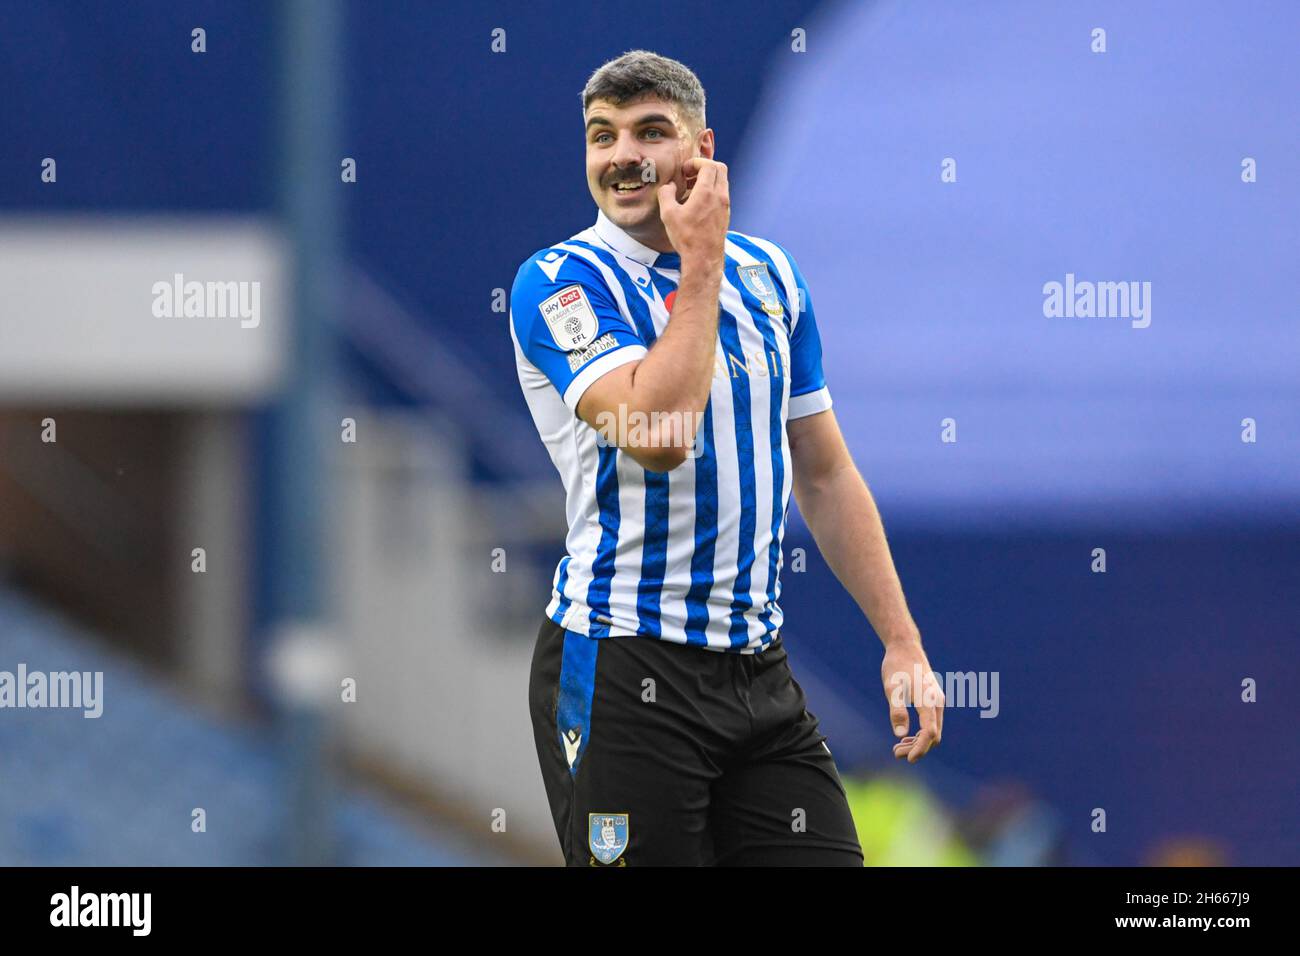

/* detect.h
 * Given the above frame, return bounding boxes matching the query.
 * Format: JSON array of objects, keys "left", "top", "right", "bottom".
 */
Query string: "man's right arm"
[{"left": 576, "top": 158, "right": 730, "bottom": 472}]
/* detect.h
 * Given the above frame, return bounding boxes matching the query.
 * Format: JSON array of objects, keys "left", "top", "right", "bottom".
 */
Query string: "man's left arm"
[{"left": 788, "top": 408, "right": 945, "bottom": 763}]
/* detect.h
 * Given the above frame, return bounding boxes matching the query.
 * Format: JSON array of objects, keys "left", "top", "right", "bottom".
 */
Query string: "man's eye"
[
  {"left": 643, "top": 128, "right": 663, "bottom": 139},
  {"left": 593, "top": 133, "right": 612, "bottom": 145}
]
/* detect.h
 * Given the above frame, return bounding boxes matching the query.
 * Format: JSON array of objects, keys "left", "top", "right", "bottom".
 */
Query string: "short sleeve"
[
  {"left": 510, "top": 249, "right": 647, "bottom": 411},
  {"left": 782, "top": 249, "right": 832, "bottom": 420}
]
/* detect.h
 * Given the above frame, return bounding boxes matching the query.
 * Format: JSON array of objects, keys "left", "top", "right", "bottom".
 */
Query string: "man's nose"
[{"left": 610, "top": 131, "right": 643, "bottom": 171}]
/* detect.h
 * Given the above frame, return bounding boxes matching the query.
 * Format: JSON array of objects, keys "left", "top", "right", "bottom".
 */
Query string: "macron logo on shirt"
[{"left": 537, "top": 251, "right": 568, "bottom": 281}]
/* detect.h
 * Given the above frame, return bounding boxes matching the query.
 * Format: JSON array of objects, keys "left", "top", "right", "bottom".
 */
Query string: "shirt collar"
[{"left": 593, "top": 210, "right": 679, "bottom": 270}]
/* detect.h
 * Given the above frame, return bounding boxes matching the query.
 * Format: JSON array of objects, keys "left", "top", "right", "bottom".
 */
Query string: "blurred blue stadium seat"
[{"left": 0, "top": 586, "right": 507, "bottom": 866}]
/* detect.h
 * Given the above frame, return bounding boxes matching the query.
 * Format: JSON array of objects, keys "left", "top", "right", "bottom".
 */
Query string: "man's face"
[{"left": 584, "top": 96, "right": 712, "bottom": 240}]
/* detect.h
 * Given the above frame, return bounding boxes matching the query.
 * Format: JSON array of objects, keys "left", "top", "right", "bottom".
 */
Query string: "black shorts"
[{"left": 527, "top": 618, "right": 863, "bottom": 866}]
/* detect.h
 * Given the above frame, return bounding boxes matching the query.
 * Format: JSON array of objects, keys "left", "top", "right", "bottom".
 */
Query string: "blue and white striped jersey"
[{"left": 509, "top": 211, "right": 832, "bottom": 652}]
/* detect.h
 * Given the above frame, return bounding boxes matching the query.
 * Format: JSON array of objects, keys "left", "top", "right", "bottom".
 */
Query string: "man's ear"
[{"left": 697, "top": 127, "right": 716, "bottom": 159}]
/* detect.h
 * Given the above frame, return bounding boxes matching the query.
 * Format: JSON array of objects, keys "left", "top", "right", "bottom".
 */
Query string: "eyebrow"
[{"left": 585, "top": 113, "right": 676, "bottom": 133}]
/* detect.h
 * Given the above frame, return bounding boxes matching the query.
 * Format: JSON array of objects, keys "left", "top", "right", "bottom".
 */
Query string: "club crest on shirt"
[
  {"left": 588, "top": 813, "right": 629, "bottom": 865},
  {"left": 738, "top": 263, "right": 784, "bottom": 318},
  {"left": 539, "top": 283, "right": 599, "bottom": 350}
]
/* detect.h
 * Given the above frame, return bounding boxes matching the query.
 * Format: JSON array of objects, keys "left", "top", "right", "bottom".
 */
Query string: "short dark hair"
[{"left": 581, "top": 50, "right": 707, "bottom": 131}]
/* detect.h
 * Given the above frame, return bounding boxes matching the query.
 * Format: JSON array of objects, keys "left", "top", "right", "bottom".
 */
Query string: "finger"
[
  {"left": 916, "top": 707, "right": 938, "bottom": 754},
  {"left": 923, "top": 670, "right": 945, "bottom": 741},
  {"left": 919, "top": 702, "right": 937, "bottom": 735},
  {"left": 892, "top": 734, "right": 917, "bottom": 756},
  {"left": 656, "top": 181, "right": 679, "bottom": 209},
  {"left": 884, "top": 671, "right": 911, "bottom": 738},
  {"left": 713, "top": 160, "right": 728, "bottom": 190},
  {"left": 917, "top": 682, "right": 942, "bottom": 747},
  {"left": 678, "top": 156, "right": 703, "bottom": 177},
  {"left": 688, "top": 157, "right": 718, "bottom": 190},
  {"left": 907, "top": 728, "right": 936, "bottom": 763},
  {"left": 677, "top": 156, "right": 705, "bottom": 188},
  {"left": 909, "top": 728, "right": 941, "bottom": 764}
]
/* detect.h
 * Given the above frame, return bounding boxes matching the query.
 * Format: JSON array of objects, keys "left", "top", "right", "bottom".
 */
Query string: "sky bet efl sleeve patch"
[
  {"left": 539, "top": 284, "right": 599, "bottom": 351},
  {"left": 510, "top": 253, "right": 647, "bottom": 407}
]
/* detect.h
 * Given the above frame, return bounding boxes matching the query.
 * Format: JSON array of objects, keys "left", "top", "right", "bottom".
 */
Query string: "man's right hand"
[
  {"left": 656, "top": 157, "right": 729, "bottom": 271},
  {"left": 576, "top": 156, "right": 728, "bottom": 473}
]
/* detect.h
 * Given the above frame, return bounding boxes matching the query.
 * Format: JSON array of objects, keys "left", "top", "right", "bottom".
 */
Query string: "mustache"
[{"left": 603, "top": 168, "right": 656, "bottom": 187}]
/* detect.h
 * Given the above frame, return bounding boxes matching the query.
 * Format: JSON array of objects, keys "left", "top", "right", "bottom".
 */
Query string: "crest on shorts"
[
  {"left": 539, "top": 283, "right": 599, "bottom": 350},
  {"left": 588, "top": 813, "right": 629, "bottom": 865},
  {"left": 738, "top": 263, "right": 784, "bottom": 318}
]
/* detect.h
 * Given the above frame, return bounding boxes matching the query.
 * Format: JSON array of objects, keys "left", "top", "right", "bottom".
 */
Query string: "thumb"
[
  {"left": 656, "top": 180, "right": 678, "bottom": 210},
  {"left": 884, "top": 668, "right": 910, "bottom": 736},
  {"left": 889, "top": 703, "right": 909, "bottom": 738}
]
